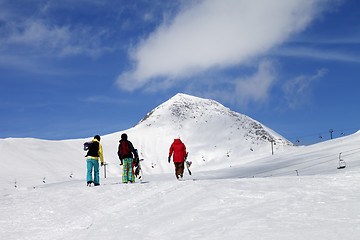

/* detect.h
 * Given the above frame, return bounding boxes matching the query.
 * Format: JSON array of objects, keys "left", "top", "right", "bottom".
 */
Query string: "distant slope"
[
  {"left": 0, "top": 137, "right": 86, "bottom": 189},
  {"left": 194, "top": 130, "right": 360, "bottom": 180}
]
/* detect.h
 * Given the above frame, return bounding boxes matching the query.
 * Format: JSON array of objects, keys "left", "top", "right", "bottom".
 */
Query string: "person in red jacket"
[{"left": 168, "top": 137, "right": 187, "bottom": 180}]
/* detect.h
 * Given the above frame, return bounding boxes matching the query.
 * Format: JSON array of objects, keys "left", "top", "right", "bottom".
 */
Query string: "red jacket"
[{"left": 169, "top": 139, "right": 187, "bottom": 163}]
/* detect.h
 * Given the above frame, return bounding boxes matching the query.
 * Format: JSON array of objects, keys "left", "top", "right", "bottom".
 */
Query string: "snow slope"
[
  {"left": 1, "top": 93, "right": 360, "bottom": 240},
  {"left": 196, "top": 130, "right": 360, "bottom": 180},
  {"left": 1, "top": 172, "right": 360, "bottom": 240},
  {"left": 1, "top": 93, "right": 292, "bottom": 190}
]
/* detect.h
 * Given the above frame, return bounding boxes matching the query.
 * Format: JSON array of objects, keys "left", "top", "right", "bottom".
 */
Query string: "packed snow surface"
[
  {"left": 2, "top": 172, "right": 360, "bottom": 240},
  {"left": 1, "top": 93, "right": 360, "bottom": 239}
]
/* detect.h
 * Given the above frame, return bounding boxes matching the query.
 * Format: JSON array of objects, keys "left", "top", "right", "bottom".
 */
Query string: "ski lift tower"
[
  {"left": 270, "top": 139, "right": 275, "bottom": 155},
  {"left": 329, "top": 129, "right": 334, "bottom": 139}
]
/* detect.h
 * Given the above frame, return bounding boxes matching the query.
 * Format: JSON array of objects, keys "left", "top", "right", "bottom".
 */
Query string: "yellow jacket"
[{"left": 87, "top": 139, "right": 104, "bottom": 163}]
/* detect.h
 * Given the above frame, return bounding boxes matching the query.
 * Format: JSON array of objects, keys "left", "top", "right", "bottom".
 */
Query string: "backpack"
[
  {"left": 119, "top": 140, "right": 131, "bottom": 156},
  {"left": 84, "top": 141, "right": 99, "bottom": 157},
  {"left": 83, "top": 141, "right": 93, "bottom": 151}
]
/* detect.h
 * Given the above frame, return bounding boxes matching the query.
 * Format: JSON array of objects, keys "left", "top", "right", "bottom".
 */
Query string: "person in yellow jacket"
[{"left": 85, "top": 135, "right": 104, "bottom": 186}]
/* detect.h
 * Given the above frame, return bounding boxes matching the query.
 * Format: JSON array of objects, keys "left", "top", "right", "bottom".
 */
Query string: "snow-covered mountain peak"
[
  {"left": 138, "top": 93, "right": 291, "bottom": 147},
  {"left": 139, "top": 93, "right": 222, "bottom": 123},
  {"left": 167, "top": 93, "right": 227, "bottom": 118}
]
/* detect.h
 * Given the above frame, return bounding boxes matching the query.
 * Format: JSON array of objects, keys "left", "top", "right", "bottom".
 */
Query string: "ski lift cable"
[
  {"left": 248, "top": 153, "right": 334, "bottom": 177},
  {"left": 248, "top": 147, "right": 360, "bottom": 178},
  {"left": 264, "top": 157, "right": 335, "bottom": 177},
  {"left": 341, "top": 147, "right": 360, "bottom": 153},
  {"left": 341, "top": 148, "right": 360, "bottom": 157},
  {"left": 265, "top": 150, "right": 360, "bottom": 177},
  {"left": 296, "top": 158, "right": 336, "bottom": 171},
  {"left": 262, "top": 157, "right": 338, "bottom": 178},
  {"left": 287, "top": 127, "right": 359, "bottom": 143},
  {"left": 263, "top": 170, "right": 297, "bottom": 178}
]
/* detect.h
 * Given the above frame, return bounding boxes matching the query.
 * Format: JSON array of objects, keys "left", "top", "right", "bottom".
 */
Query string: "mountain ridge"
[{"left": 138, "top": 93, "right": 291, "bottom": 146}]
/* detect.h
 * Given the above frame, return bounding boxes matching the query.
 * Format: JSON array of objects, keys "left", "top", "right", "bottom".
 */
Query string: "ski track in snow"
[{"left": 1, "top": 172, "right": 360, "bottom": 240}]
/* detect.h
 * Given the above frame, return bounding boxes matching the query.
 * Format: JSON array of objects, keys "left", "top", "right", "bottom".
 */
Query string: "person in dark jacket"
[
  {"left": 118, "top": 133, "right": 138, "bottom": 183},
  {"left": 168, "top": 137, "right": 187, "bottom": 180}
]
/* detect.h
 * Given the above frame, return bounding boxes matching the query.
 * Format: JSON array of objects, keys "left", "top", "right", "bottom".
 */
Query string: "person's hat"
[{"left": 121, "top": 133, "right": 128, "bottom": 140}]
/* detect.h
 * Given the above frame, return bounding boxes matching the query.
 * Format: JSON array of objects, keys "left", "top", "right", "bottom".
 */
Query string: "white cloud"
[
  {"left": 7, "top": 20, "right": 71, "bottom": 48},
  {"left": 158, "top": 60, "right": 277, "bottom": 107},
  {"left": 282, "top": 68, "right": 328, "bottom": 108},
  {"left": 274, "top": 47, "right": 360, "bottom": 63},
  {"left": 83, "top": 96, "right": 129, "bottom": 104},
  {"left": 116, "top": 0, "right": 334, "bottom": 91},
  {"left": 235, "top": 60, "right": 277, "bottom": 106},
  {"left": 0, "top": 0, "right": 174, "bottom": 60},
  {"left": 2, "top": 17, "right": 112, "bottom": 58}
]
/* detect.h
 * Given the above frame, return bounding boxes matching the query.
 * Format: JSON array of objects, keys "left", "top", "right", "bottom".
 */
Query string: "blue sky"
[{"left": 1, "top": 0, "right": 359, "bottom": 145}]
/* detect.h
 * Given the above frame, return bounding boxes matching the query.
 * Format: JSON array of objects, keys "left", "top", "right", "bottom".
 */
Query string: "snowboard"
[
  {"left": 185, "top": 152, "right": 192, "bottom": 175},
  {"left": 134, "top": 158, "right": 145, "bottom": 182}
]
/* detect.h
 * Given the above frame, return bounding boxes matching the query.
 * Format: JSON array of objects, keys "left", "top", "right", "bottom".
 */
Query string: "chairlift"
[{"left": 337, "top": 152, "right": 346, "bottom": 169}]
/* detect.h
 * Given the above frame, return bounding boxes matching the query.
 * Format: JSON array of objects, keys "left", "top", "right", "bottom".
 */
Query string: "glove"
[
  {"left": 120, "top": 159, "right": 123, "bottom": 166},
  {"left": 101, "top": 162, "right": 104, "bottom": 166},
  {"left": 168, "top": 157, "right": 171, "bottom": 163}
]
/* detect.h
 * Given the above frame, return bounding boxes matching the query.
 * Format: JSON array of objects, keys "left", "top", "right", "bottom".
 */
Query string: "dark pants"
[{"left": 174, "top": 162, "right": 184, "bottom": 179}]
